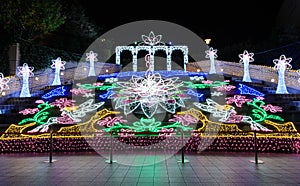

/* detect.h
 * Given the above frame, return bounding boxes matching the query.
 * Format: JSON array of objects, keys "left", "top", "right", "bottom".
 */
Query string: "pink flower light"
[
  {"left": 98, "top": 116, "right": 127, "bottom": 127},
  {"left": 19, "top": 108, "right": 39, "bottom": 115},
  {"left": 226, "top": 95, "right": 251, "bottom": 107},
  {"left": 70, "top": 88, "right": 92, "bottom": 95},
  {"left": 57, "top": 113, "right": 75, "bottom": 124},
  {"left": 202, "top": 80, "right": 213, "bottom": 84},
  {"left": 50, "top": 98, "right": 76, "bottom": 110},
  {"left": 215, "top": 85, "right": 236, "bottom": 91},
  {"left": 169, "top": 114, "right": 198, "bottom": 126},
  {"left": 261, "top": 104, "right": 283, "bottom": 113}
]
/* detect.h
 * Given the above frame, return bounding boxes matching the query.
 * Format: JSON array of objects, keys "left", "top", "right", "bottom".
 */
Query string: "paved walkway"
[{"left": 0, "top": 151, "right": 299, "bottom": 186}]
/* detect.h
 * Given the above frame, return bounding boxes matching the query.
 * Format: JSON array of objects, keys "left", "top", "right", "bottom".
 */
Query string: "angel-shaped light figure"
[
  {"left": 0, "top": 73, "right": 10, "bottom": 93},
  {"left": 17, "top": 63, "right": 34, "bottom": 97},
  {"left": 205, "top": 47, "right": 217, "bottom": 74},
  {"left": 51, "top": 57, "right": 66, "bottom": 85},
  {"left": 86, "top": 51, "right": 98, "bottom": 76},
  {"left": 239, "top": 50, "right": 254, "bottom": 82},
  {"left": 273, "top": 54, "right": 292, "bottom": 94},
  {"left": 193, "top": 99, "right": 272, "bottom": 131}
]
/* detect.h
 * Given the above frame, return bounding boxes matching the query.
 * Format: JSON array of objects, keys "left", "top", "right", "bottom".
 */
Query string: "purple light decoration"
[{"left": 238, "top": 84, "right": 265, "bottom": 97}]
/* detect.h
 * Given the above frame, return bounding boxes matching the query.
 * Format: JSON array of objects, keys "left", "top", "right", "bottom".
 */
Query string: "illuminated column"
[
  {"left": 166, "top": 48, "right": 172, "bottom": 71},
  {"left": 150, "top": 48, "right": 154, "bottom": 71},
  {"left": 205, "top": 47, "right": 217, "bottom": 74},
  {"left": 132, "top": 49, "right": 137, "bottom": 72},
  {"left": 116, "top": 47, "right": 121, "bottom": 65},
  {"left": 183, "top": 47, "right": 188, "bottom": 72},
  {"left": 86, "top": 51, "right": 98, "bottom": 76},
  {"left": 273, "top": 54, "right": 292, "bottom": 94},
  {"left": 51, "top": 57, "right": 66, "bottom": 85},
  {"left": 17, "top": 63, "right": 34, "bottom": 97},
  {"left": 239, "top": 50, "right": 254, "bottom": 82}
]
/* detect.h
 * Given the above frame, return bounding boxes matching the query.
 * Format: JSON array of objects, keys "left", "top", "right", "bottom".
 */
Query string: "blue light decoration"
[
  {"left": 238, "top": 84, "right": 265, "bottom": 97},
  {"left": 42, "top": 86, "right": 67, "bottom": 99},
  {"left": 99, "top": 90, "right": 114, "bottom": 99},
  {"left": 186, "top": 89, "right": 204, "bottom": 98}
]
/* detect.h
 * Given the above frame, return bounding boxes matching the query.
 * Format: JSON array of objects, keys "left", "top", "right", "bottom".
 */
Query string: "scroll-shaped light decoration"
[
  {"left": 51, "top": 57, "right": 66, "bottom": 85},
  {"left": 239, "top": 50, "right": 254, "bottom": 82},
  {"left": 17, "top": 63, "right": 34, "bottom": 97},
  {"left": 0, "top": 73, "right": 10, "bottom": 93},
  {"left": 205, "top": 47, "right": 217, "bottom": 74},
  {"left": 273, "top": 54, "right": 292, "bottom": 94},
  {"left": 86, "top": 51, "right": 98, "bottom": 76}
]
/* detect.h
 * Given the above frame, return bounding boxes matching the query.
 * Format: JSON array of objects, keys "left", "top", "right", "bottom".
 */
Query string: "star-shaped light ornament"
[
  {"left": 205, "top": 47, "right": 218, "bottom": 59},
  {"left": 0, "top": 73, "right": 10, "bottom": 92},
  {"left": 273, "top": 54, "right": 292, "bottom": 71},
  {"left": 238, "top": 50, "right": 254, "bottom": 63},
  {"left": 140, "top": 31, "right": 164, "bottom": 46}
]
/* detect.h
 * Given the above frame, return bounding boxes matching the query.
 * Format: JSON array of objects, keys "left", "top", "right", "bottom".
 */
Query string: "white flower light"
[
  {"left": 0, "top": 73, "right": 10, "bottom": 93},
  {"left": 141, "top": 31, "right": 163, "bottom": 46},
  {"left": 112, "top": 72, "right": 187, "bottom": 118}
]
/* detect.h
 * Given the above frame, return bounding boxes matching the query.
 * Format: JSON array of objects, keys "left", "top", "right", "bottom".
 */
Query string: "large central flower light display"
[{"left": 112, "top": 70, "right": 187, "bottom": 118}]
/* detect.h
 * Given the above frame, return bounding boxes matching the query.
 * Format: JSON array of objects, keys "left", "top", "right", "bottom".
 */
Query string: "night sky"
[{"left": 78, "top": 0, "right": 284, "bottom": 48}]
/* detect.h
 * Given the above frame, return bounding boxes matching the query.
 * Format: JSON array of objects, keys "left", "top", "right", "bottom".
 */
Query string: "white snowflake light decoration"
[
  {"left": 0, "top": 73, "right": 10, "bottom": 93},
  {"left": 205, "top": 47, "right": 218, "bottom": 74},
  {"left": 273, "top": 54, "right": 292, "bottom": 94},
  {"left": 86, "top": 50, "right": 98, "bottom": 76},
  {"left": 51, "top": 57, "right": 66, "bottom": 86},
  {"left": 239, "top": 50, "right": 254, "bottom": 82}
]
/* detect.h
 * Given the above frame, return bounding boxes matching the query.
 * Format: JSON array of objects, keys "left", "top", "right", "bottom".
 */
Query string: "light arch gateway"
[{"left": 115, "top": 45, "right": 189, "bottom": 72}]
